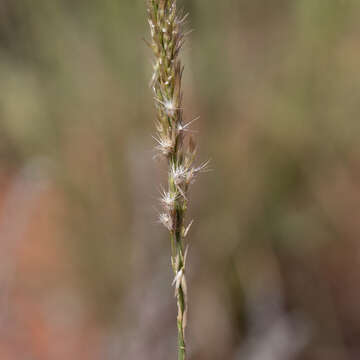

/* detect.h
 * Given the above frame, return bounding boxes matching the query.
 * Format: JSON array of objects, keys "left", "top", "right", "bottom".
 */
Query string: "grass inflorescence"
[{"left": 146, "top": 1, "right": 208, "bottom": 359}]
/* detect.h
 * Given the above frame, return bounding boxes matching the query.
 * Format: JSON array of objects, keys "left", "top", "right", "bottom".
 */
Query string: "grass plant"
[{"left": 146, "top": 1, "right": 207, "bottom": 359}]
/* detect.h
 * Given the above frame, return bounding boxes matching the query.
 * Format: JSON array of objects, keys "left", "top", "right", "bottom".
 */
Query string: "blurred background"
[{"left": 1, "top": 0, "right": 360, "bottom": 359}]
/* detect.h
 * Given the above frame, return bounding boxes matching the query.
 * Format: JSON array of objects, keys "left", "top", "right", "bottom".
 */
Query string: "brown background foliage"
[{"left": 0, "top": 0, "right": 360, "bottom": 359}]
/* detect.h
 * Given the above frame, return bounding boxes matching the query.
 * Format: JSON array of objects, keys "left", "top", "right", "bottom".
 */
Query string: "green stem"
[
  {"left": 176, "top": 246, "right": 186, "bottom": 360},
  {"left": 168, "top": 156, "right": 186, "bottom": 359},
  {"left": 177, "top": 304, "right": 186, "bottom": 360}
]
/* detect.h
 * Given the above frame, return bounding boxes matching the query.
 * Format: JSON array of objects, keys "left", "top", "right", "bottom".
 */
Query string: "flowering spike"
[{"left": 146, "top": 1, "right": 207, "bottom": 359}]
